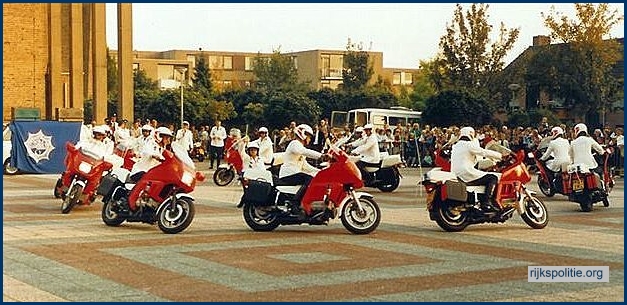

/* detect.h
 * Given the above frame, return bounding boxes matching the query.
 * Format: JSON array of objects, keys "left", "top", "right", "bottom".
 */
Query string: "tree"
[
  {"left": 421, "top": 89, "right": 495, "bottom": 127},
  {"left": 133, "top": 69, "right": 160, "bottom": 122},
  {"left": 541, "top": 3, "right": 624, "bottom": 126},
  {"left": 342, "top": 38, "right": 374, "bottom": 91},
  {"left": 252, "top": 48, "right": 308, "bottom": 93},
  {"left": 431, "top": 3, "right": 519, "bottom": 99},
  {"left": 264, "top": 91, "right": 321, "bottom": 129},
  {"left": 409, "top": 63, "right": 437, "bottom": 111},
  {"left": 193, "top": 55, "right": 213, "bottom": 98}
]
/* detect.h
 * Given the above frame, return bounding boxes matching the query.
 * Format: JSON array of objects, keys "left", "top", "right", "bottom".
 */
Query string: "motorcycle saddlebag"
[
  {"left": 443, "top": 180, "right": 467, "bottom": 202},
  {"left": 241, "top": 180, "right": 274, "bottom": 206},
  {"left": 96, "top": 174, "right": 122, "bottom": 197}
]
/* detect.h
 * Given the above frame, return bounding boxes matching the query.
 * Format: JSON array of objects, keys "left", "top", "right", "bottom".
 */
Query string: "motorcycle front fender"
[
  {"left": 218, "top": 164, "right": 231, "bottom": 170},
  {"left": 338, "top": 191, "right": 374, "bottom": 213},
  {"left": 159, "top": 193, "right": 194, "bottom": 209}
]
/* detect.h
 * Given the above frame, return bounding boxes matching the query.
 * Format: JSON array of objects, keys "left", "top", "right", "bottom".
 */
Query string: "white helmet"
[
  {"left": 574, "top": 123, "right": 588, "bottom": 135},
  {"left": 156, "top": 126, "right": 173, "bottom": 137},
  {"left": 459, "top": 126, "right": 475, "bottom": 140},
  {"left": 92, "top": 125, "right": 108, "bottom": 135},
  {"left": 294, "top": 124, "right": 314, "bottom": 140},
  {"left": 230, "top": 128, "right": 241, "bottom": 137},
  {"left": 141, "top": 124, "right": 154, "bottom": 132},
  {"left": 258, "top": 127, "right": 268, "bottom": 133},
  {"left": 363, "top": 123, "right": 374, "bottom": 130},
  {"left": 246, "top": 141, "right": 260, "bottom": 151},
  {"left": 355, "top": 126, "right": 364, "bottom": 133},
  {"left": 551, "top": 126, "right": 564, "bottom": 139}
]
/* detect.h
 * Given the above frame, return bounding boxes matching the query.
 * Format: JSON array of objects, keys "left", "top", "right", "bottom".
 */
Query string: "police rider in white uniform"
[
  {"left": 451, "top": 126, "right": 505, "bottom": 212},
  {"left": 279, "top": 124, "right": 327, "bottom": 190},
  {"left": 570, "top": 123, "right": 606, "bottom": 178},
  {"left": 129, "top": 127, "right": 175, "bottom": 182},
  {"left": 253, "top": 126, "right": 274, "bottom": 165},
  {"left": 76, "top": 125, "right": 113, "bottom": 158},
  {"left": 539, "top": 126, "right": 571, "bottom": 184},
  {"left": 350, "top": 123, "right": 380, "bottom": 178}
]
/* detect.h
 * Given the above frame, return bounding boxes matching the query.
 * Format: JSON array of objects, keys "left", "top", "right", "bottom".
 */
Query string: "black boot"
[{"left": 482, "top": 182, "right": 500, "bottom": 213}]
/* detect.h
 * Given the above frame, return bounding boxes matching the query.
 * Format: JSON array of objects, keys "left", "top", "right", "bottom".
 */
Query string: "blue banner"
[{"left": 9, "top": 121, "right": 82, "bottom": 174}]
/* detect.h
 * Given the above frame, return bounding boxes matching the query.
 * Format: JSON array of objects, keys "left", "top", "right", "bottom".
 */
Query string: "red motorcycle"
[
  {"left": 213, "top": 137, "right": 245, "bottom": 186},
  {"left": 98, "top": 145, "right": 205, "bottom": 234},
  {"left": 113, "top": 141, "right": 136, "bottom": 171},
  {"left": 533, "top": 147, "right": 614, "bottom": 212},
  {"left": 421, "top": 150, "right": 548, "bottom": 232},
  {"left": 237, "top": 145, "right": 381, "bottom": 234},
  {"left": 54, "top": 142, "right": 114, "bottom": 214}
]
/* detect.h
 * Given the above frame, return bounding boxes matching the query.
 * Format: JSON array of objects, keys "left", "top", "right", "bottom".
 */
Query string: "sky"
[{"left": 105, "top": 3, "right": 625, "bottom": 68}]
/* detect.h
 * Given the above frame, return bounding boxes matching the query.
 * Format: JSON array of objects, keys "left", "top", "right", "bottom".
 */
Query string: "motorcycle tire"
[
  {"left": 53, "top": 178, "right": 63, "bottom": 199},
  {"left": 376, "top": 168, "right": 401, "bottom": 193},
  {"left": 61, "top": 184, "right": 83, "bottom": 214},
  {"left": 3, "top": 158, "right": 18, "bottom": 175},
  {"left": 434, "top": 202, "right": 469, "bottom": 232},
  {"left": 156, "top": 197, "right": 195, "bottom": 234},
  {"left": 101, "top": 199, "right": 125, "bottom": 226},
  {"left": 340, "top": 197, "right": 381, "bottom": 234},
  {"left": 602, "top": 197, "right": 610, "bottom": 207},
  {"left": 537, "top": 175, "right": 555, "bottom": 197},
  {"left": 579, "top": 200, "right": 593, "bottom": 212},
  {"left": 213, "top": 168, "right": 235, "bottom": 186},
  {"left": 242, "top": 204, "right": 280, "bottom": 232},
  {"left": 520, "top": 196, "right": 549, "bottom": 229}
]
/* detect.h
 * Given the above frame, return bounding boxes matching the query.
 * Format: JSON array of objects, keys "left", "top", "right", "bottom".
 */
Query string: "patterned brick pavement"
[{"left": 3, "top": 169, "right": 624, "bottom": 302}]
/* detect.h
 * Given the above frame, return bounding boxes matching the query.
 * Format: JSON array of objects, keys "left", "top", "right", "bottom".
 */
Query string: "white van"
[{"left": 331, "top": 107, "right": 422, "bottom": 131}]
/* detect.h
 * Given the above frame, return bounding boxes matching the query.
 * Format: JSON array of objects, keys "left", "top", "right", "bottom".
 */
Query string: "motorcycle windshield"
[{"left": 172, "top": 142, "right": 196, "bottom": 170}]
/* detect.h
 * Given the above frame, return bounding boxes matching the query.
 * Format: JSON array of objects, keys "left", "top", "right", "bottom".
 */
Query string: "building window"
[
  {"left": 223, "top": 56, "right": 233, "bottom": 70},
  {"left": 245, "top": 57, "right": 254, "bottom": 71},
  {"left": 403, "top": 72, "right": 413, "bottom": 85},
  {"left": 393, "top": 72, "right": 401, "bottom": 85},
  {"left": 209, "top": 55, "right": 232, "bottom": 70},
  {"left": 321, "top": 54, "right": 343, "bottom": 78}
]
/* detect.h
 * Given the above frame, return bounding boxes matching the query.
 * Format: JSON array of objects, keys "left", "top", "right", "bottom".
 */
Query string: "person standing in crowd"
[
  {"left": 209, "top": 120, "right": 227, "bottom": 169},
  {"left": 199, "top": 126, "right": 209, "bottom": 155},
  {"left": 253, "top": 126, "right": 274, "bottom": 163},
  {"left": 113, "top": 119, "right": 131, "bottom": 145},
  {"left": 309, "top": 123, "right": 326, "bottom": 153},
  {"left": 175, "top": 121, "right": 194, "bottom": 154}
]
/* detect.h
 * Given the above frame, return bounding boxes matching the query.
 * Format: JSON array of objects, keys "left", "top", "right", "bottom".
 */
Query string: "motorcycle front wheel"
[
  {"left": 213, "top": 168, "right": 235, "bottom": 186},
  {"left": 53, "top": 178, "right": 63, "bottom": 199},
  {"left": 101, "top": 199, "right": 125, "bottom": 226},
  {"left": 520, "top": 196, "right": 549, "bottom": 229},
  {"left": 340, "top": 197, "right": 381, "bottom": 234},
  {"left": 434, "top": 202, "right": 469, "bottom": 232},
  {"left": 537, "top": 175, "right": 555, "bottom": 197},
  {"left": 243, "top": 204, "right": 280, "bottom": 232},
  {"left": 3, "top": 158, "right": 18, "bottom": 175},
  {"left": 157, "top": 198, "right": 195, "bottom": 234},
  {"left": 61, "top": 183, "right": 83, "bottom": 214}
]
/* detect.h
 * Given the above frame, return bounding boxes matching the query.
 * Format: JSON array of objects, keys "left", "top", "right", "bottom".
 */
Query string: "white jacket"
[
  {"left": 75, "top": 138, "right": 113, "bottom": 159},
  {"left": 130, "top": 139, "right": 162, "bottom": 176},
  {"left": 451, "top": 139, "right": 502, "bottom": 182},
  {"left": 279, "top": 140, "right": 322, "bottom": 178},
  {"left": 540, "top": 137, "right": 571, "bottom": 172},
  {"left": 175, "top": 128, "right": 194, "bottom": 151},
  {"left": 254, "top": 137, "right": 274, "bottom": 162},
  {"left": 570, "top": 135, "right": 605, "bottom": 169},
  {"left": 210, "top": 126, "right": 227, "bottom": 147},
  {"left": 352, "top": 133, "right": 380, "bottom": 164}
]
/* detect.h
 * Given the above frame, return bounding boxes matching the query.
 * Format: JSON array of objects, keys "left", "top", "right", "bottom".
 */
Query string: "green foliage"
[
  {"left": 207, "top": 100, "right": 237, "bottom": 122},
  {"left": 133, "top": 69, "right": 161, "bottom": 122},
  {"left": 431, "top": 3, "right": 519, "bottom": 98},
  {"left": 409, "top": 64, "right": 436, "bottom": 111},
  {"left": 421, "top": 89, "right": 495, "bottom": 126},
  {"left": 193, "top": 55, "right": 213, "bottom": 98},
  {"left": 540, "top": 3, "right": 624, "bottom": 123},
  {"left": 252, "top": 49, "right": 308, "bottom": 93},
  {"left": 264, "top": 91, "right": 321, "bottom": 128},
  {"left": 342, "top": 39, "right": 374, "bottom": 91}
]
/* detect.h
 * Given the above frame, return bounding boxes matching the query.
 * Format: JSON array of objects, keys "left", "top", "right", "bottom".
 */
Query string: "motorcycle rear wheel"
[
  {"left": 243, "top": 204, "right": 280, "bottom": 232},
  {"left": 341, "top": 197, "right": 381, "bottom": 234},
  {"left": 376, "top": 168, "right": 400, "bottom": 192},
  {"left": 157, "top": 198, "right": 195, "bottom": 234},
  {"left": 61, "top": 184, "right": 83, "bottom": 214},
  {"left": 537, "top": 175, "right": 555, "bottom": 197},
  {"left": 213, "top": 168, "right": 235, "bottom": 186},
  {"left": 435, "top": 202, "right": 469, "bottom": 232},
  {"left": 579, "top": 200, "right": 593, "bottom": 212},
  {"left": 3, "top": 158, "right": 18, "bottom": 175},
  {"left": 520, "top": 196, "right": 549, "bottom": 229},
  {"left": 101, "top": 199, "right": 125, "bottom": 226}
]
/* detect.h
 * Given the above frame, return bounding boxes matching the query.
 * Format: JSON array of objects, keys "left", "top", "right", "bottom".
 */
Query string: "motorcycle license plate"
[{"left": 572, "top": 180, "right": 584, "bottom": 192}]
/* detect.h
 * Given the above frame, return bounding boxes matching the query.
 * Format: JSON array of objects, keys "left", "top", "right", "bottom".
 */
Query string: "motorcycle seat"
[{"left": 276, "top": 185, "right": 301, "bottom": 195}]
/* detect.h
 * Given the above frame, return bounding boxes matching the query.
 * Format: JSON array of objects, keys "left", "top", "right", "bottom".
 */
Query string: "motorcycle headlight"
[
  {"left": 181, "top": 171, "right": 194, "bottom": 186},
  {"left": 78, "top": 162, "right": 93, "bottom": 174}
]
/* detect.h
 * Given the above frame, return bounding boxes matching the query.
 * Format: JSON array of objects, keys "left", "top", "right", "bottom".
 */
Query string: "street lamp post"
[{"left": 176, "top": 67, "right": 187, "bottom": 128}]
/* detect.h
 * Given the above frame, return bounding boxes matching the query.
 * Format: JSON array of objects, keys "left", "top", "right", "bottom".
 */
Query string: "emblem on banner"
[{"left": 24, "top": 129, "right": 55, "bottom": 163}]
